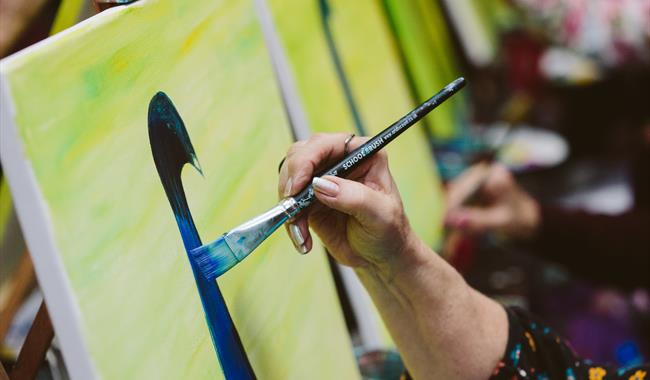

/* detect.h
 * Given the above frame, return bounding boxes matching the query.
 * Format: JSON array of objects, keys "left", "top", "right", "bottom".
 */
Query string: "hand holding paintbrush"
[{"left": 191, "top": 78, "right": 466, "bottom": 281}]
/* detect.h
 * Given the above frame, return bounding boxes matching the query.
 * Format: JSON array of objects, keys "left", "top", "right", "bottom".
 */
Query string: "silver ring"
[{"left": 344, "top": 133, "right": 355, "bottom": 155}]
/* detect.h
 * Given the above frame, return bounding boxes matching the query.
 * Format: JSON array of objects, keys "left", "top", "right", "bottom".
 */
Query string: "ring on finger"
[{"left": 344, "top": 133, "right": 355, "bottom": 155}]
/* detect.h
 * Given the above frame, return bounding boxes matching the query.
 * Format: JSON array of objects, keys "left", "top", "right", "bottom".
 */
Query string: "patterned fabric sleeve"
[
  {"left": 490, "top": 307, "right": 649, "bottom": 380},
  {"left": 400, "top": 306, "right": 649, "bottom": 380}
]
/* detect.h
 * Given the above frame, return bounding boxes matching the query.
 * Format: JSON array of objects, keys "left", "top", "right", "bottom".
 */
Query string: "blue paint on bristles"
[{"left": 190, "top": 236, "right": 239, "bottom": 280}]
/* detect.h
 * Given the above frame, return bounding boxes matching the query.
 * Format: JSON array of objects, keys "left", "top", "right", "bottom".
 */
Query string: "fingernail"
[
  {"left": 289, "top": 223, "right": 308, "bottom": 254},
  {"left": 312, "top": 177, "right": 339, "bottom": 197},
  {"left": 289, "top": 223, "right": 305, "bottom": 246},
  {"left": 284, "top": 177, "right": 293, "bottom": 197}
]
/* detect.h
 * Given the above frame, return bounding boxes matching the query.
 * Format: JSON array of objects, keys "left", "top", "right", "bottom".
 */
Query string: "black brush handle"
[{"left": 290, "top": 77, "right": 466, "bottom": 212}]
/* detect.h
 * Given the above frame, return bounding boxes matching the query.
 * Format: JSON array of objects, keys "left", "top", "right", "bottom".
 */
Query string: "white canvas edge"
[
  {"left": 254, "top": 0, "right": 310, "bottom": 141},
  {"left": 0, "top": 75, "right": 98, "bottom": 380}
]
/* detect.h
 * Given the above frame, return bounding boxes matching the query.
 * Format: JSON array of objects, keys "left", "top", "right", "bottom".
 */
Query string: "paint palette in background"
[{"left": 0, "top": 0, "right": 359, "bottom": 378}]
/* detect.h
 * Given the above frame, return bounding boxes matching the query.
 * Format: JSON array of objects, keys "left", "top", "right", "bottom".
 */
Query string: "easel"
[
  {"left": 0, "top": 2, "right": 137, "bottom": 378},
  {"left": 0, "top": 252, "right": 51, "bottom": 380}
]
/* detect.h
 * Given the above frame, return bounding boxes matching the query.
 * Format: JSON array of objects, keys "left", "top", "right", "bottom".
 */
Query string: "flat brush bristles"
[{"left": 190, "top": 237, "right": 238, "bottom": 281}]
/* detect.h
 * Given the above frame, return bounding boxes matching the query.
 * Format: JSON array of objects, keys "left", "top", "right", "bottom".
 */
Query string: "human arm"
[
  {"left": 444, "top": 163, "right": 650, "bottom": 290},
  {"left": 278, "top": 133, "right": 508, "bottom": 379}
]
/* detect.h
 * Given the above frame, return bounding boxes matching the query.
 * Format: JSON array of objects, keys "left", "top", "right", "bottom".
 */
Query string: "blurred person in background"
[{"left": 445, "top": 122, "right": 650, "bottom": 291}]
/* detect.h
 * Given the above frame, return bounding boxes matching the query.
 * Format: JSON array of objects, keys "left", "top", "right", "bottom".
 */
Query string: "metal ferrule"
[{"left": 222, "top": 197, "right": 299, "bottom": 262}]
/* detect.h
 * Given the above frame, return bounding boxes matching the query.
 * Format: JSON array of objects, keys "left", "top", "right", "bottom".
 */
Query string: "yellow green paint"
[
  {"left": 0, "top": 179, "right": 11, "bottom": 244},
  {"left": 50, "top": 0, "right": 86, "bottom": 34},
  {"left": 382, "top": 0, "right": 468, "bottom": 138},
  {"left": 1, "top": 0, "right": 359, "bottom": 378}
]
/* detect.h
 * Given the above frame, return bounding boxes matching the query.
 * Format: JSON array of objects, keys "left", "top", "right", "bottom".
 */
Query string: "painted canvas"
[
  {"left": 381, "top": 0, "right": 468, "bottom": 139},
  {"left": 266, "top": 0, "right": 447, "bottom": 349},
  {"left": 267, "top": 0, "right": 445, "bottom": 249},
  {"left": 0, "top": 0, "right": 359, "bottom": 378}
]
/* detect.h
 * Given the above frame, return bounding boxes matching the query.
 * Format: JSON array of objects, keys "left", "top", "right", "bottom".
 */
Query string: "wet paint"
[{"left": 148, "top": 92, "right": 256, "bottom": 379}]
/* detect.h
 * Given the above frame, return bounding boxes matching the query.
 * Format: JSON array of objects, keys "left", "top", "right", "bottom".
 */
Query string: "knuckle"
[
  {"left": 308, "top": 133, "right": 326, "bottom": 143},
  {"left": 349, "top": 188, "right": 367, "bottom": 210},
  {"left": 286, "top": 142, "right": 302, "bottom": 157},
  {"left": 376, "top": 150, "right": 389, "bottom": 164},
  {"left": 286, "top": 158, "right": 303, "bottom": 176},
  {"left": 285, "top": 145, "right": 308, "bottom": 170}
]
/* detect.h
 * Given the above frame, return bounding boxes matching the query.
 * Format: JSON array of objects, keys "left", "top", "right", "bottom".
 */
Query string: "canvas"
[
  {"left": 267, "top": 0, "right": 445, "bottom": 249},
  {"left": 0, "top": 0, "right": 359, "bottom": 378},
  {"left": 266, "top": 0, "right": 447, "bottom": 348},
  {"left": 381, "top": 0, "right": 468, "bottom": 139}
]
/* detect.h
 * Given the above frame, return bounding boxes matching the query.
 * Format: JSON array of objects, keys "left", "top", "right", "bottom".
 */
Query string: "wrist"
[
  {"left": 367, "top": 228, "right": 432, "bottom": 284},
  {"left": 355, "top": 230, "right": 462, "bottom": 311}
]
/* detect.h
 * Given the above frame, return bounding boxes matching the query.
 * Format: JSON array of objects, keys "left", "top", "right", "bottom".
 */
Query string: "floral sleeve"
[
  {"left": 400, "top": 306, "right": 648, "bottom": 380},
  {"left": 490, "top": 307, "right": 649, "bottom": 380}
]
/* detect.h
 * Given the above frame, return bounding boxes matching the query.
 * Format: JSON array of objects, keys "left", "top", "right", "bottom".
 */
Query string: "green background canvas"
[
  {"left": 0, "top": 0, "right": 359, "bottom": 378},
  {"left": 381, "top": 0, "right": 467, "bottom": 139},
  {"left": 268, "top": 0, "right": 445, "bottom": 249}
]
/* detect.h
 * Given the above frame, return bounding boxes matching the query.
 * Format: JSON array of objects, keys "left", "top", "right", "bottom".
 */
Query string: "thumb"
[
  {"left": 446, "top": 206, "right": 510, "bottom": 234},
  {"left": 312, "top": 176, "right": 389, "bottom": 227}
]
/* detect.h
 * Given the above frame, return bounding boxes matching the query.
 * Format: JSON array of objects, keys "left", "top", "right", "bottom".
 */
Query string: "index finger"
[{"left": 278, "top": 133, "right": 351, "bottom": 198}]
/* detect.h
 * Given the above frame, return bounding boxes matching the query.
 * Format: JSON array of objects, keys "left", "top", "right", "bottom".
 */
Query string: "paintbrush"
[{"left": 191, "top": 77, "right": 466, "bottom": 281}]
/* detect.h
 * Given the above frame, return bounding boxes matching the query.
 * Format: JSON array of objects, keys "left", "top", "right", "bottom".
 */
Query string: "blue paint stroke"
[
  {"left": 190, "top": 236, "right": 241, "bottom": 280},
  {"left": 148, "top": 92, "right": 256, "bottom": 379}
]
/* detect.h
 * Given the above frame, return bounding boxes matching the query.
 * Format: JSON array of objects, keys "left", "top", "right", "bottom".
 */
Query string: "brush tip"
[
  {"left": 452, "top": 77, "right": 466, "bottom": 88},
  {"left": 189, "top": 236, "right": 238, "bottom": 281}
]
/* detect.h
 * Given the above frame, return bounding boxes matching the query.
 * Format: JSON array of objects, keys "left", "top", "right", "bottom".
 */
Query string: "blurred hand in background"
[{"left": 445, "top": 162, "right": 540, "bottom": 240}]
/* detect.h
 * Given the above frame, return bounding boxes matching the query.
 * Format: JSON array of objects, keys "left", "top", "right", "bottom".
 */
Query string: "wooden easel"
[
  {"left": 0, "top": 252, "right": 53, "bottom": 380},
  {"left": 0, "top": 2, "right": 138, "bottom": 378},
  {"left": 0, "top": 280, "right": 53, "bottom": 379}
]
